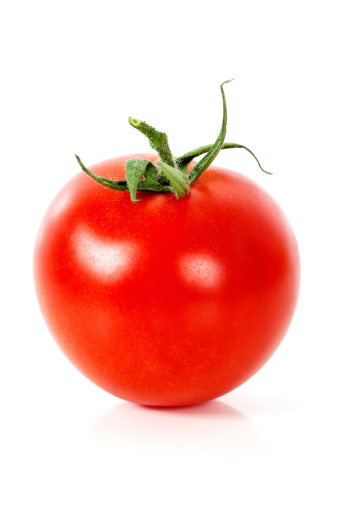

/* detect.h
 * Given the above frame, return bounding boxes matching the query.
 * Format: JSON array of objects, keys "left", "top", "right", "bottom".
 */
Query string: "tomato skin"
[{"left": 34, "top": 154, "right": 300, "bottom": 406}]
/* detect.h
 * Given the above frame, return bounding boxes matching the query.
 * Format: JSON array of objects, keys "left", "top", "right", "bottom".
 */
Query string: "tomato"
[{"left": 34, "top": 153, "right": 300, "bottom": 406}]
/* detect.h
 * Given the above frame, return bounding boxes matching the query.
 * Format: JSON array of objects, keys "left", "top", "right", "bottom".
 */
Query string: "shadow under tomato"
[{"left": 83, "top": 398, "right": 271, "bottom": 458}]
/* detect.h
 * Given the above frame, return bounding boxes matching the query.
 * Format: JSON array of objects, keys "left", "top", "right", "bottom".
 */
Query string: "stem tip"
[
  {"left": 129, "top": 117, "right": 142, "bottom": 128},
  {"left": 221, "top": 78, "right": 235, "bottom": 86}
]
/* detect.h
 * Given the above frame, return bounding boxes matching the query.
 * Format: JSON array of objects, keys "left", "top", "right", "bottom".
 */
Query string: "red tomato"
[{"left": 34, "top": 154, "right": 300, "bottom": 406}]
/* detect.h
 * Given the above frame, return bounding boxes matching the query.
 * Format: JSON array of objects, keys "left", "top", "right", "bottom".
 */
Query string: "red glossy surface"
[{"left": 34, "top": 154, "right": 300, "bottom": 406}]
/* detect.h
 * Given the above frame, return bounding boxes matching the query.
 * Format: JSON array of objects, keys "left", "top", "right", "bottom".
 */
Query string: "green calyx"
[{"left": 75, "top": 80, "right": 271, "bottom": 202}]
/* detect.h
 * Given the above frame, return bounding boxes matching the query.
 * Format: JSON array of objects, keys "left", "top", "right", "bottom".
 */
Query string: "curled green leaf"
[
  {"left": 75, "top": 155, "right": 128, "bottom": 191},
  {"left": 125, "top": 159, "right": 155, "bottom": 202},
  {"left": 187, "top": 79, "right": 234, "bottom": 183},
  {"left": 176, "top": 142, "right": 272, "bottom": 175}
]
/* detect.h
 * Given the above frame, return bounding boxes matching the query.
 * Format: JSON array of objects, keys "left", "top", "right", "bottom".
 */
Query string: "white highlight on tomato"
[
  {"left": 179, "top": 253, "right": 225, "bottom": 291},
  {"left": 72, "top": 225, "right": 139, "bottom": 283}
]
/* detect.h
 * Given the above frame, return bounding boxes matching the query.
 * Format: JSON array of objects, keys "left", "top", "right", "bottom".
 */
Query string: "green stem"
[
  {"left": 76, "top": 80, "right": 271, "bottom": 203},
  {"left": 128, "top": 117, "right": 176, "bottom": 169},
  {"left": 157, "top": 161, "right": 190, "bottom": 198}
]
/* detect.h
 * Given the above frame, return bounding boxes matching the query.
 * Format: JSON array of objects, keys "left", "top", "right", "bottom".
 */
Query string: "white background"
[{"left": 1, "top": 0, "right": 337, "bottom": 505}]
